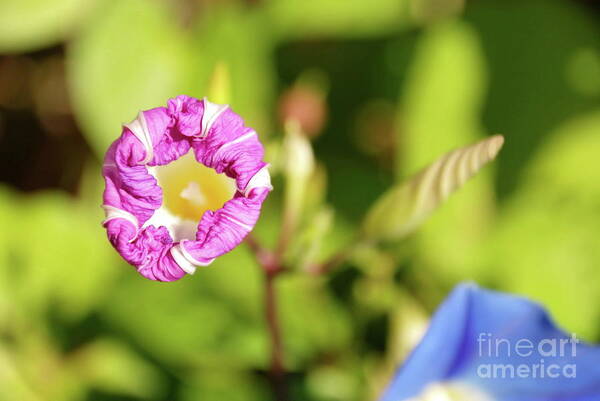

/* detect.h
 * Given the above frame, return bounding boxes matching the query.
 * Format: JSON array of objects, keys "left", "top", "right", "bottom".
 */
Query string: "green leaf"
[
  {"left": 292, "top": 206, "right": 334, "bottom": 271},
  {"left": 68, "top": 0, "right": 192, "bottom": 156},
  {"left": 0, "top": 188, "right": 16, "bottom": 302},
  {"left": 392, "top": 20, "right": 498, "bottom": 278},
  {"left": 306, "top": 364, "right": 361, "bottom": 401},
  {"left": 524, "top": 111, "right": 600, "bottom": 198},
  {"left": 70, "top": 338, "right": 166, "bottom": 398},
  {"left": 0, "top": 324, "right": 86, "bottom": 401},
  {"left": 180, "top": 370, "right": 270, "bottom": 401},
  {"left": 0, "top": 345, "right": 45, "bottom": 401},
  {"left": 6, "top": 190, "right": 118, "bottom": 321},
  {"left": 101, "top": 248, "right": 268, "bottom": 369},
  {"left": 0, "top": 0, "right": 97, "bottom": 53},
  {"left": 364, "top": 135, "right": 504, "bottom": 241},
  {"left": 190, "top": 5, "right": 276, "bottom": 138},
  {"left": 397, "top": 20, "right": 487, "bottom": 175},
  {"left": 265, "top": 0, "right": 410, "bottom": 40},
  {"left": 278, "top": 274, "right": 352, "bottom": 367},
  {"left": 482, "top": 111, "right": 600, "bottom": 340}
]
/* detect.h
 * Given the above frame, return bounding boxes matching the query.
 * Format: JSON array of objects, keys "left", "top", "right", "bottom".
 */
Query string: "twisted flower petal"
[
  {"left": 102, "top": 95, "right": 272, "bottom": 282},
  {"left": 380, "top": 284, "right": 600, "bottom": 401}
]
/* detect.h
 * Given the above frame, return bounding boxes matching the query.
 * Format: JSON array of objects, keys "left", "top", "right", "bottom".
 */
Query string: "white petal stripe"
[
  {"left": 102, "top": 205, "right": 139, "bottom": 243},
  {"left": 170, "top": 243, "right": 197, "bottom": 274},
  {"left": 170, "top": 242, "right": 215, "bottom": 275},
  {"left": 102, "top": 205, "right": 139, "bottom": 228},
  {"left": 124, "top": 111, "right": 154, "bottom": 165},
  {"left": 201, "top": 97, "right": 229, "bottom": 138},
  {"left": 242, "top": 165, "right": 273, "bottom": 197},
  {"left": 216, "top": 130, "right": 256, "bottom": 153},
  {"left": 222, "top": 214, "right": 254, "bottom": 232}
]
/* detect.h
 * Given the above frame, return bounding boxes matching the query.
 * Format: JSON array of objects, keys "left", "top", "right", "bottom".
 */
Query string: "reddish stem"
[
  {"left": 265, "top": 270, "right": 288, "bottom": 401},
  {"left": 245, "top": 234, "right": 289, "bottom": 401}
]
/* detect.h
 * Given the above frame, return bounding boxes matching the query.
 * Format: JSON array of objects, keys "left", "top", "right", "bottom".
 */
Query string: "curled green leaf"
[{"left": 363, "top": 135, "right": 504, "bottom": 241}]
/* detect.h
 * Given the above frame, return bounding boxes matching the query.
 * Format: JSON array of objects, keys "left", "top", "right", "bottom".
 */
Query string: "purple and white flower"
[{"left": 102, "top": 95, "right": 272, "bottom": 281}]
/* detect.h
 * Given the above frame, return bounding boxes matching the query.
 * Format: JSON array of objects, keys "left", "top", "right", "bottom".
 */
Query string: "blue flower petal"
[{"left": 380, "top": 284, "right": 600, "bottom": 401}]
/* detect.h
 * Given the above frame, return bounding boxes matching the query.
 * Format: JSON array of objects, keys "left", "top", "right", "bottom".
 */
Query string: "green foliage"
[
  {"left": 2, "top": 0, "right": 600, "bottom": 400},
  {"left": 101, "top": 249, "right": 267, "bottom": 368},
  {"left": 0, "top": 0, "right": 97, "bottom": 53},
  {"left": 179, "top": 370, "right": 270, "bottom": 401},
  {"left": 278, "top": 275, "right": 353, "bottom": 367},
  {"left": 392, "top": 20, "right": 499, "bottom": 281},
  {"left": 0, "top": 188, "right": 117, "bottom": 321},
  {"left": 189, "top": 5, "right": 276, "bottom": 138},
  {"left": 363, "top": 135, "right": 503, "bottom": 241},
  {"left": 71, "top": 338, "right": 166, "bottom": 398},
  {"left": 397, "top": 20, "right": 487, "bottom": 175},
  {"left": 68, "top": 0, "right": 193, "bottom": 156},
  {"left": 0, "top": 186, "right": 140, "bottom": 400},
  {"left": 481, "top": 111, "right": 600, "bottom": 340},
  {"left": 265, "top": 0, "right": 410, "bottom": 40}
]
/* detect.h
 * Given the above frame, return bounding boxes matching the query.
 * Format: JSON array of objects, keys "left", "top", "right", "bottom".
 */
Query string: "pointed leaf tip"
[
  {"left": 363, "top": 135, "right": 504, "bottom": 241},
  {"left": 487, "top": 134, "right": 504, "bottom": 159}
]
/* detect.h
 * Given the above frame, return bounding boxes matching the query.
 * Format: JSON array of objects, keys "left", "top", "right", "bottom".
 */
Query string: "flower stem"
[
  {"left": 265, "top": 270, "right": 288, "bottom": 401},
  {"left": 245, "top": 234, "right": 289, "bottom": 401}
]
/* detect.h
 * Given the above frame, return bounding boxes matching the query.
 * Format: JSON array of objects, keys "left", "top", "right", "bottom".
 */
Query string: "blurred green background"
[{"left": 0, "top": 0, "right": 599, "bottom": 400}]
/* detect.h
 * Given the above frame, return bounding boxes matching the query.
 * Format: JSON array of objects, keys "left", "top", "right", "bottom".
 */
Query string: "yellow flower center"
[{"left": 154, "top": 151, "right": 236, "bottom": 222}]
